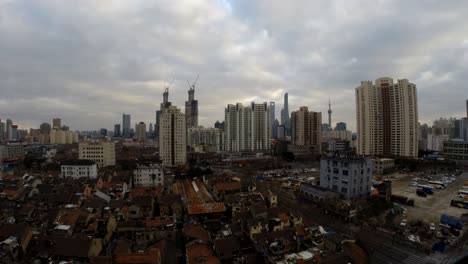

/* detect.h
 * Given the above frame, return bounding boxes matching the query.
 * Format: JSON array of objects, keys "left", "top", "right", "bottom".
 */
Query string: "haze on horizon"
[{"left": 1, "top": 0, "right": 468, "bottom": 131}]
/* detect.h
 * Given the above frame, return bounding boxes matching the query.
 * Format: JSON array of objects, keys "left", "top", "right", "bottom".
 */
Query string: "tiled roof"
[
  {"left": 187, "top": 202, "right": 226, "bottom": 215},
  {"left": 186, "top": 243, "right": 220, "bottom": 264},
  {"left": 214, "top": 182, "right": 241, "bottom": 191},
  {"left": 144, "top": 216, "right": 173, "bottom": 228},
  {"left": 114, "top": 248, "right": 161, "bottom": 264},
  {"left": 184, "top": 224, "right": 210, "bottom": 241}
]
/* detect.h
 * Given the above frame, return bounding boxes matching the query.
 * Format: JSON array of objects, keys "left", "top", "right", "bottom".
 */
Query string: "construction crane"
[{"left": 187, "top": 74, "right": 199, "bottom": 90}]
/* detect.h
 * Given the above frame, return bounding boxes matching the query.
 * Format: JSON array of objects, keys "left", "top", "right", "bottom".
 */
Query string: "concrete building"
[
  {"left": 114, "top": 124, "right": 121, "bottom": 137},
  {"left": 280, "top": 93, "right": 290, "bottom": 135},
  {"left": 0, "top": 144, "right": 24, "bottom": 162},
  {"left": 187, "top": 127, "right": 224, "bottom": 152},
  {"left": 0, "top": 120, "right": 4, "bottom": 141},
  {"left": 427, "top": 134, "right": 450, "bottom": 152},
  {"left": 432, "top": 118, "right": 456, "bottom": 137},
  {"left": 79, "top": 142, "right": 116, "bottom": 167},
  {"left": 10, "top": 125, "right": 18, "bottom": 141},
  {"left": 156, "top": 87, "right": 172, "bottom": 138},
  {"left": 133, "top": 163, "right": 164, "bottom": 187},
  {"left": 272, "top": 119, "right": 279, "bottom": 139},
  {"left": 418, "top": 123, "right": 430, "bottom": 150},
  {"left": 50, "top": 130, "right": 78, "bottom": 144},
  {"left": 320, "top": 155, "right": 373, "bottom": 199},
  {"left": 373, "top": 158, "right": 395, "bottom": 174},
  {"left": 6, "top": 119, "right": 12, "bottom": 140},
  {"left": 322, "top": 130, "right": 353, "bottom": 142},
  {"left": 270, "top": 102, "right": 275, "bottom": 137},
  {"left": 322, "top": 139, "right": 351, "bottom": 153},
  {"left": 52, "top": 118, "right": 61, "bottom": 130},
  {"left": 159, "top": 106, "right": 186, "bottom": 166},
  {"left": 225, "top": 102, "right": 270, "bottom": 152},
  {"left": 335, "top": 122, "right": 347, "bottom": 131},
  {"left": 443, "top": 140, "right": 468, "bottom": 161},
  {"left": 185, "top": 84, "right": 198, "bottom": 129},
  {"left": 214, "top": 121, "right": 225, "bottom": 130},
  {"left": 39, "top": 123, "right": 51, "bottom": 144},
  {"left": 289, "top": 106, "right": 322, "bottom": 155},
  {"left": 356, "top": 77, "right": 418, "bottom": 157},
  {"left": 61, "top": 160, "right": 98, "bottom": 179},
  {"left": 122, "top": 113, "right": 131, "bottom": 138},
  {"left": 135, "top": 122, "right": 146, "bottom": 140}
]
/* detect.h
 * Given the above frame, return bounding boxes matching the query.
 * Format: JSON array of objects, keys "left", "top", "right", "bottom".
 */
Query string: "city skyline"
[{"left": 1, "top": 1, "right": 468, "bottom": 131}]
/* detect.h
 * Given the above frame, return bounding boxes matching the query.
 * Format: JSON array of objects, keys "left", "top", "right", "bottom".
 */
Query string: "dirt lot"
[{"left": 390, "top": 172, "right": 468, "bottom": 223}]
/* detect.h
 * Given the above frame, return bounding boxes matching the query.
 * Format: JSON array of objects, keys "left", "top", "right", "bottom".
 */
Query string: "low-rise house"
[
  {"left": 213, "top": 182, "right": 241, "bottom": 200},
  {"left": 0, "top": 224, "right": 32, "bottom": 255},
  {"left": 214, "top": 237, "right": 241, "bottom": 261},
  {"left": 186, "top": 242, "right": 221, "bottom": 264},
  {"left": 133, "top": 163, "right": 164, "bottom": 187}
]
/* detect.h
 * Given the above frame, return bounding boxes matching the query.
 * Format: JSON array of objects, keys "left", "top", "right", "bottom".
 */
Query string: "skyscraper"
[
  {"left": 156, "top": 88, "right": 172, "bottom": 137},
  {"left": 225, "top": 102, "right": 270, "bottom": 152},
  {"left": 114, "top": 124, "right": 121, "bottom": 137},
  {"left": 356, "top": 77, "right": 418, "bottom": 157},
  {"left": 270, "top": 102, "right": 275, "bottom": 137},
  {"left": 53, "top": 118, "right": 61, "bottom": 130},
  {"left": 290, "top": 107, "right": 322, "bottom": 154},
  {"left": 149, "top": 123, "right": 154, "bottom": 137},
  {"left": 280, "top": 93, "right": 291, "bottom": 134},
  {"left": 0, "top": 119, "right": 4, "bottom": 140},
  {"left": 335, "top": 122, "right": 347, "bottom": 131},
  {"left": 136, "top": 122, "right": 147, "bottom": 140},
  {"left": 185, "top": 82, "right": 198, "bottom": 129},
  {"left": 159, "top": 106, "right": 186, "bottom": 166},
  {"left": 466, "top": 99, "right": 468, "bottom": 118},
  {"left": 39, "top": 122, "right": 51, "bottom": 144},
  {"left": 122, "top": 113, "right": 131, "bottom": 138},
  {"left": 328, "top": 100, "right": 332, "bottom": 130},
  {"left": 6, "top": 119, "right": 12, "bottom": 140}
]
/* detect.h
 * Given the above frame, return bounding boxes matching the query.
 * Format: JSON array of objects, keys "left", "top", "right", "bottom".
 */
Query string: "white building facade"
[
  {"left": 320, "top": 155, "right": 373, "bottom": 199},
  {"left": 187, "top": 127, "right": 224, "bottom": 152},
  {"left": 61, "top": 160, "right": 98, "bottom": 179},
  {"left": 225, "top": 102, "right": 270, "bottom": 152},
  {"left": 133, "top": 163, "right": 164, "bottom": 187}
]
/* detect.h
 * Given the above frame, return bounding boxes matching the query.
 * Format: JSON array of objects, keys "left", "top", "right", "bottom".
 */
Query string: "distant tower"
[
  {"left": 280, "top": 93, "right": 291, "bottom": 134},
  {"left": 328, "top": 99, "right": 332, "bottom": 130},
  {"left": 155, "top": 81, "right": 174, "bottom": 137},
  {"left": 185, "top": 75, "right": 199, "bottom": 129}
]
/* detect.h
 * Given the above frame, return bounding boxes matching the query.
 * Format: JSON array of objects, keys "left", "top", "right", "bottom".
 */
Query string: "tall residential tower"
[{"left": 356, "top": 77, "right": 418, "bottom": 157}]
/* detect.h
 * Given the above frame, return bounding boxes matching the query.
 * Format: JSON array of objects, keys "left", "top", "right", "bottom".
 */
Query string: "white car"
[
  {"left": 400, "top": 219, "right": 407, "bottom": 227},
  {"left": 430, "top": 223, "right": 436, "bottom": 231}
]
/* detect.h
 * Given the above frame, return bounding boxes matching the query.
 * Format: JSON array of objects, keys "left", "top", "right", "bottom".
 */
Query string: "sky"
[{"left": 1, "top": 0, "right": 468, "bottom": 131}]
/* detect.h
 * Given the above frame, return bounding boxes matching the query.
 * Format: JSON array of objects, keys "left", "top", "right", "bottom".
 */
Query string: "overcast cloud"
[{"left": 1, "top": 0, "right": 468, "bottom": 131}]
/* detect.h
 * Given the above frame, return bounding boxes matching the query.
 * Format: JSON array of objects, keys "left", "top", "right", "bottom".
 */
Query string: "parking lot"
[{"left": 391, "top": 172, "right": 468, "bottom": 222}]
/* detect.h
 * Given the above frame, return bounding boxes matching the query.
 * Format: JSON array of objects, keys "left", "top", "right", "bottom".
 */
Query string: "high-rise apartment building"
[
  {"left": 159, "top": 106, "right": 186, "bottom": 166},
  {"left": 39, "top": 122, "right": 51, "bottom": 144},
  {"left": 50, "top": 130, "right": 78, "bottom": 144},
  {"left": 185, "top": 85, "right": 198, "bottom": 129},
  {"left": 52, "top": 118, "right": 61, "bottom": 130},
  {"left": 270, "top": 102, "right": 275, "bottom": 136},
  {"left": 0, "top": 120, "right": 4, "bottom": 141},
  {"left": 225, "top": 102, "right": 270, "bottom": 152},
  {"left": 114, "top": 124, "right": 121, "bottom": 137},
  {"left": 335, "top": 122, "right": 347, "bottom": 131},
  {"left": 290, "top": 107, "right": 322, "bottom": 155},
  {"left": 6, "top": 119, "right": 12, "bottom": 140},
  {"left": 156, "top": 88, "right": 172, "bottom": 138},
  {"left": 135, "top": 122, "right": 147, "bottom": 140},
  {"left": 187, "top": 127, "right": 225, "bottom": 152},
  {"left": 79, "top": 141, "right": 116, "bottom": 167},
  {"left": 356, "top": 77, "right": 418, "bottom": 157},
  {"left": 122, "top": 113, "right": 131, "bottom": 138},
  {"left": 280, "top": 93, "right": 291, "bottom": 134}
]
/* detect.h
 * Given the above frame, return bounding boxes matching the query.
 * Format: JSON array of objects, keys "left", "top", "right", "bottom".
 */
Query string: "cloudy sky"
[{"left": 1, "top": 0, "right": 468, "bottom": 131}]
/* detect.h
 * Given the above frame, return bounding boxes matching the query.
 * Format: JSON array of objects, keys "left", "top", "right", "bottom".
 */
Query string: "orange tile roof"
[
  {"left": 186, "top": 244, "right": 220, "bottom": 264},
  {"left": 187, "top": 202, "right": 226, "bottom": 215},
  {"left": 57, "top": 210, "right": 81, "bottom": 226},
  {"left": 114, "top": 248, "right": 161, "bottom": 264},
  {"left": 214, "top": 182, "right": 241, "bottom": 191},
  {"left": 144, "top": 216, "right": 173, "bottom": 228}
]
